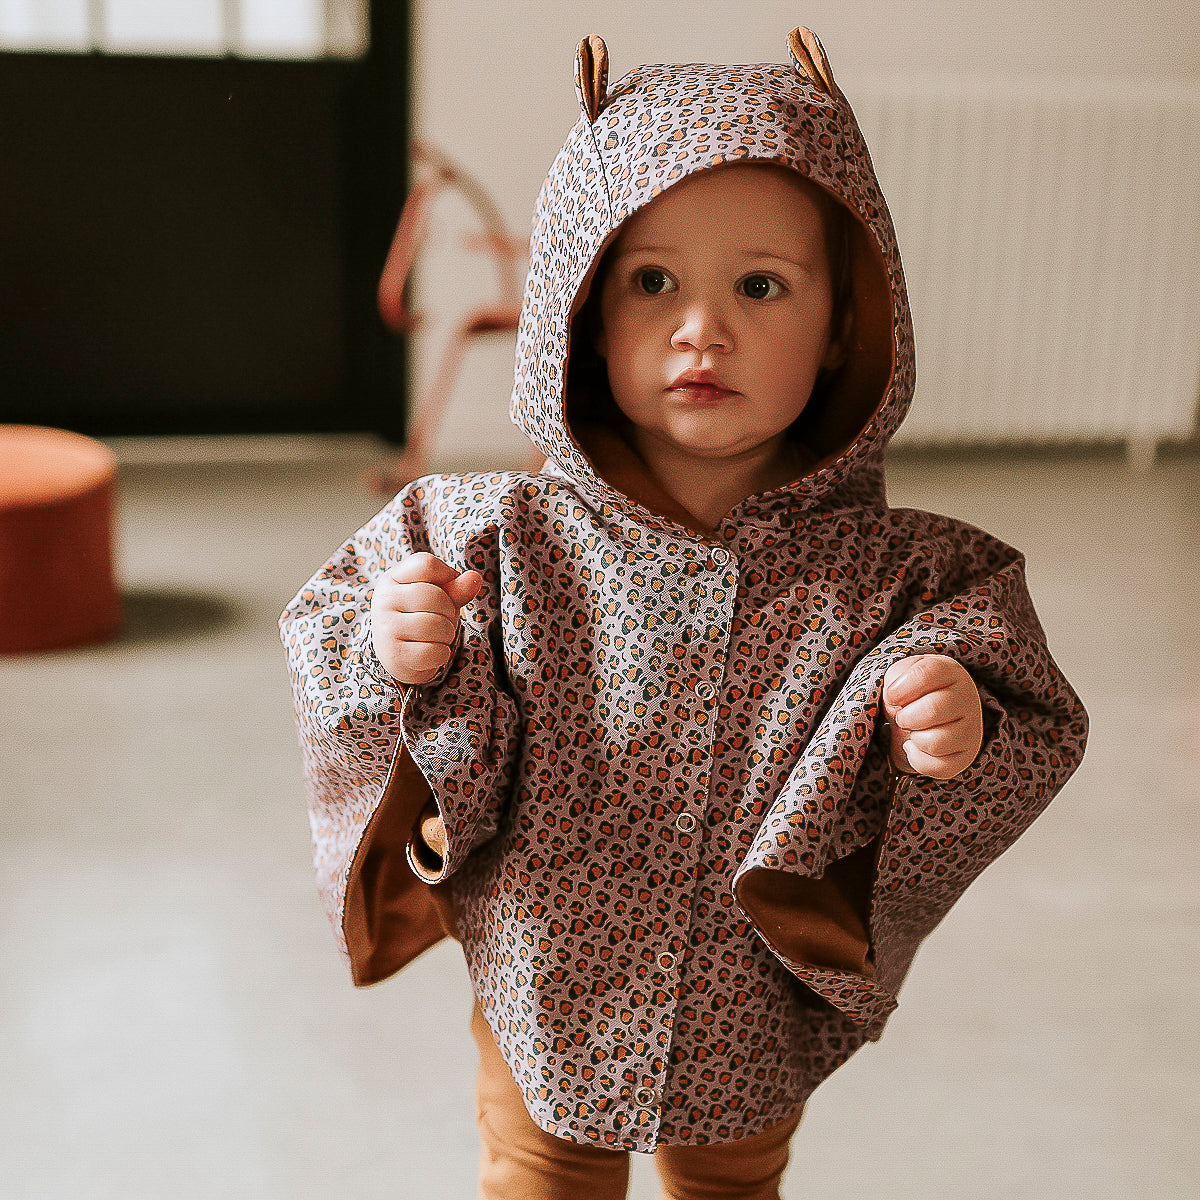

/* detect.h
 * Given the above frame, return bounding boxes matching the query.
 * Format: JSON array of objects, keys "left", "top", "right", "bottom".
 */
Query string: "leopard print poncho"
[{"left": 281, "top": 28, "right": 1088, "bottom": 1152}]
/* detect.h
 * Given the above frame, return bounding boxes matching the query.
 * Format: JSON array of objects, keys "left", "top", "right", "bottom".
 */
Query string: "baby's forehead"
[{"left": 609, "top": 161, "right": 833, "bottom": 248}]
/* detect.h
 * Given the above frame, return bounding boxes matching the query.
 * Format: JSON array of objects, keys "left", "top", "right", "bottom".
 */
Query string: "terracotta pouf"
[{"left": 0, "top": 425, "right": 121, "bottom": 653}]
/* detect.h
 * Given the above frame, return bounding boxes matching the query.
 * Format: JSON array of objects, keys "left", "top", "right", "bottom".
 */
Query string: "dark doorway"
[{"left": 0, "top": 5, "right": 409, "bottom": 440}]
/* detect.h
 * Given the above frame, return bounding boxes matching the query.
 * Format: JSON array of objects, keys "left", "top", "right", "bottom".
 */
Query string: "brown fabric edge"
[
  {"left": 342, "top": 743, "right": 459, "bottom": 986},
  {"left": 735, "top": 840, "right": 877, "bottom": 978}
]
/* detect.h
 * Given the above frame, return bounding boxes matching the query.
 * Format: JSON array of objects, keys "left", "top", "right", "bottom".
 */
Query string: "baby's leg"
[
  {"left": 653, "top": 1109, "right": 803, "bottom": 1200},
  {"left": 471, "top": 1002, "right": 631, "bottom": 1200}
]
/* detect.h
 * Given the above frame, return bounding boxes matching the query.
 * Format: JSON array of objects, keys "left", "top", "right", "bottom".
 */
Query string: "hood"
[{"left": 510, "top": 27, "right": 914, "bottom": 522}]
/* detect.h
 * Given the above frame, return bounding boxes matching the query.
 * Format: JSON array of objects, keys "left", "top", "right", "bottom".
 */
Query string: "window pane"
[
  {"left": 0, "top": 1, "right": 368, "bottom": 58},
  {"left": 102, "top": 0, "right": 224, "bottom": 55},
  {"left": 0, "top": 0, "right": 90, "bottom": 51},
  {"left": 239, "top": 0, "right": 321, "bottom": 58}
]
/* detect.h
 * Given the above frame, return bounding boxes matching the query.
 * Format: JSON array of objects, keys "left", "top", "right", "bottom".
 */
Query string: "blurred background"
[{"left": 1, "top": 2, "right": 1197, "bottom": 1198}]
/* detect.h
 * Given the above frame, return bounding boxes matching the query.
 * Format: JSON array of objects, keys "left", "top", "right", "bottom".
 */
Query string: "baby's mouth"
[{"left": 670, "top": 369, "right": 737, "bottom": 403}]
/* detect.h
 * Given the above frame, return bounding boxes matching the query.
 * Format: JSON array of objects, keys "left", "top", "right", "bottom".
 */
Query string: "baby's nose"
[{"left": 670, "top": 301, "right": 731, "bottom": 352}]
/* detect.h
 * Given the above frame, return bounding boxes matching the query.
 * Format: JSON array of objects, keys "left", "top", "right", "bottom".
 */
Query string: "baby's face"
[{"left": 596, "top": 163, "right": 840, "bottom": 473}]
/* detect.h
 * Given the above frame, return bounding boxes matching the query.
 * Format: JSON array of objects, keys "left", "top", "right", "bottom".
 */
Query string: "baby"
[
  {"left": 379, "top": 163, "right": 984, "bottom": 782},
  {"left": 283, "top": 28, "right": 1087, "bottom": 1200}
]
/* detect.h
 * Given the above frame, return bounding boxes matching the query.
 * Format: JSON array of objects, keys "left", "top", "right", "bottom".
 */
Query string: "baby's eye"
[
  {"left": 637, "top": 268, "right": 675, "bottom": 295},
  {"left": 739, "top": 274, "right": 783, "bottom": 300}
]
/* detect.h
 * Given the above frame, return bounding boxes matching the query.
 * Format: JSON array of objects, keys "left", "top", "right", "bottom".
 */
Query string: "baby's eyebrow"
[
  {"left": 740, "top": 249, "right": 820, "bottom": 269},
  {"left": 609, "top": 244, "right": 822, "bottom": 271},
  {"left": 610, "top": 243, "right": 675, "bottom": 258}
]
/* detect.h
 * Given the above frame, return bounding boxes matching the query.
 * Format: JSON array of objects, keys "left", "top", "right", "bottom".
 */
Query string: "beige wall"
[{"left": 405, "top": 1, "right": 1200, "bottom": 468}]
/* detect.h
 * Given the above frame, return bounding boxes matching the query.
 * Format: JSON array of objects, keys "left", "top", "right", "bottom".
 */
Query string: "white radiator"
[{"left": 851, "top": 79, "right": 1200, "bottom": 462}]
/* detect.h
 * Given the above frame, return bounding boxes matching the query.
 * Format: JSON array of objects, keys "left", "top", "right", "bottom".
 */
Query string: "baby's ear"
[
  {"left": 787, "top": 27, "right": 839, "bottom": 100},
  {"left": 821, "top": 304, "right": 853, "bottom": 372},
  {"left": 575, "top": 34, "right": 609, "bottom": 122},
  {"left": 821, "top": 331, "right": 849, "bottom": 372}
]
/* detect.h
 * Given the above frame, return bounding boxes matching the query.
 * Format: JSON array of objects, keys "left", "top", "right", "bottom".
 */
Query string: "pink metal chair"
[{"left": 366, "top": 140, "right": 534, "bottom": 494}]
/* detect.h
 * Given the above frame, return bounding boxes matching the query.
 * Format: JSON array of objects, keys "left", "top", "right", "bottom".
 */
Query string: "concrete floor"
[{"left": 1, "top": 443, "right": 1196, "bottom": 1199}]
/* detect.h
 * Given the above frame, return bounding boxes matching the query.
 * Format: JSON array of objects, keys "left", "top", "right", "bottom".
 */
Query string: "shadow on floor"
[{"left": 116, "top": 588, "right": 243, "bottom": 645}]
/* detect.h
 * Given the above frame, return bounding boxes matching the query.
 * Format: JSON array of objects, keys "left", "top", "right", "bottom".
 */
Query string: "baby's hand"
[
  {"left": 370, "top": 552, "right": 482, "bottom": 685},
  {"left": 881, "top": 654, "right": 983, "bottom": 780}
]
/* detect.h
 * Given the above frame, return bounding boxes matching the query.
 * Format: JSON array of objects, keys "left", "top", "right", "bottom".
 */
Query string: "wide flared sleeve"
[
  {"left": 280, "top": 473, "right": 523, "bottom": 985},
  {"left": 734, "top": 518, "right": 1088, "bottom": 1038}
]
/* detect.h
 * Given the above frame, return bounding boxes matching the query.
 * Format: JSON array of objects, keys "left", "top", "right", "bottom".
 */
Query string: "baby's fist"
[
  {"left": 370, "top": 552, "right": 482, "bottom": 685},
  {"left": 882, "top": 654, "right": 983, "bottom": 780}
]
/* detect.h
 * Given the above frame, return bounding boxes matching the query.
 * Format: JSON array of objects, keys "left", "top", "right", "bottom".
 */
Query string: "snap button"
[
  {"left": 695, "top": 681, "right": 716, "bottom": 700},
  {"left": 634, "top": 1086, "right": 657, "bottom": 1107},
  {"left": 658, "top": 952, "right": 677, "bottom": 971},
  {"left": 709, "top": 548, "right": 730, "bottom": 568},
  {"left": 675, "top": 811, "right": 697, "bottom": 834}
]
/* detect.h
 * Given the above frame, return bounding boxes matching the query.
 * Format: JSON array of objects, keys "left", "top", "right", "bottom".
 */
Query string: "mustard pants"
[{"left": 472, "top": 1004, "right": 802, "bottom": 1200}]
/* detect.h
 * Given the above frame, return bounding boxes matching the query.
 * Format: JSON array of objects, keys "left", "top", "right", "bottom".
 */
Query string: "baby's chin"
[{"left": 648, "top": 427, "right": 807, "bottom": 477}]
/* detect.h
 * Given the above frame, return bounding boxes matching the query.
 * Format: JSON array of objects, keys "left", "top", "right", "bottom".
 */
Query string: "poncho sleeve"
[
  {"left": 280, "top": 474, "right": 523, "bottom": 985},
  {"left": 734, "top": 517, "right": 1088, "bottom": 1039}
]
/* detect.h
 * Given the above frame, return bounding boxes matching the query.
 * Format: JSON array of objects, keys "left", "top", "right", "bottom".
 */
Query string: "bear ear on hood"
[
  {"left": 575, "top": 34, "right": 609, "bottom": 122},
  {"left": 787, "top": 26, "right": 839, "bottom": 100}
]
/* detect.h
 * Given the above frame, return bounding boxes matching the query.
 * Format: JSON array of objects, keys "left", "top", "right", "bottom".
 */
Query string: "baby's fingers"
[
  {"left": 883, "top": 654, "right": 962, "bottom": 710},
  {"left": 896, "top": 736, "right": 978, "bottom": 781},
  {"left": 387, "top": 607, "right": 459, "bottom": 648},
  {"left": 381, "top": 556, "right": 481, "bottom": 622},
  {"left": 890, "top": 685, "right": 965, "bottom": 733},
  {"left": 445, "top": 569, "right": 483, "bottom": 610},
  {"left": 884, "top": 655, "right": 983, "bottom": 780},
  {"left": 389, "top": 551, "right": 463, "bottom": 589},
  {"left": 390, "top": 579, "right": 464, "bottom": 623},
  {"left": 391, "top": 638, "right": 454, "bottom": 683},
  {"left": 889, "top": 703, "right": 984, "bottom": 780}
]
